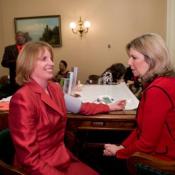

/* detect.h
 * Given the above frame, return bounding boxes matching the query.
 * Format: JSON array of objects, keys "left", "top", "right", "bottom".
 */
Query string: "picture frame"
[{"left": 14, "top": 15, "right": 62, "bottom": 47}]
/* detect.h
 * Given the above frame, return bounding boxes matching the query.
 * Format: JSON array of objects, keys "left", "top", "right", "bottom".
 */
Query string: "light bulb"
[
  {"left": 84, "top": 21, "right": 91, "bottom": 28},
  {"left": 69, "top": 22, "right": 76, "bottom": 29}
]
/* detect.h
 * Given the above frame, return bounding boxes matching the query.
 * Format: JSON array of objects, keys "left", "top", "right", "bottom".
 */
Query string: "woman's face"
[
  {"left": 31, "top": 47, "right": 54, "bottom": 83},
  {"left": 128, "top": 48, "right": 149, "bottom": 77}
]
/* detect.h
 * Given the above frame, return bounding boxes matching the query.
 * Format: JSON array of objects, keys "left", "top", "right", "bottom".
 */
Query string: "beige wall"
[{"left": 0, "top": 0, "right": 167, "bottom": 82}]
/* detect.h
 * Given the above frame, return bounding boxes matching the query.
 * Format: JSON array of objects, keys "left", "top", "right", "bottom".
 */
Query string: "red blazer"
[
  {"left": 9, "top": 81, "right": 73, "bottom": 175},
  {"left": 8, "top": 80, "right": 99, "bottom": 175},
  {"left": 8, "top": 81, "right": 109, "bottom": 175},
  {"left": 117, "top": 77, "right": 175, "bottom": 160}
]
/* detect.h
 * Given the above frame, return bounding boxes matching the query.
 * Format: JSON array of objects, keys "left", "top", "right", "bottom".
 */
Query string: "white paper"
[
  {"left": 0, "top": 96, "right": 12, "bottom": 102},
  {"left": 77, "top": 82, "right": 139, "bottom": 110}
]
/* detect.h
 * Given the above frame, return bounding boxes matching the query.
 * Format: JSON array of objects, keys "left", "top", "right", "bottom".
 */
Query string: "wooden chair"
[
  {"left": 127, "top": 152, "right": 175, "bottom": 175},
  {"left": 0, "top": 129, "right": 26, "bottom": 175}
]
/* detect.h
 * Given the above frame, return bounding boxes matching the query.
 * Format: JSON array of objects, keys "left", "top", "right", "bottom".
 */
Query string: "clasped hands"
[{"left": 103, "top": 144, "right": 124, "bottom": 156}]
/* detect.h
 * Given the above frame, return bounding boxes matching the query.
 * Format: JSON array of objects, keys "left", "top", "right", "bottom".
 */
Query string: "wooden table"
[
  {"left": 66, "top": 110, "right": 136, "bottom": 149},
  {"left": 67, "top": 110, "right": 136, "bottom": 131},
  {"left": 0, "top": 110, "right": 136, "bottom": 131}
]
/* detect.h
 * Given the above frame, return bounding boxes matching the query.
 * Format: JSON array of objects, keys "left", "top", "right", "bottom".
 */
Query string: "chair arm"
[{"left": 127, "top": 152, "right": 175, "bottom": 175}]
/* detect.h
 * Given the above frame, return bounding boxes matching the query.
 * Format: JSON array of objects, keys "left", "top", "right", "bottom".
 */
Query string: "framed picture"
[{"left": 14, "top": 15, "right": 62, "bottom": 47}]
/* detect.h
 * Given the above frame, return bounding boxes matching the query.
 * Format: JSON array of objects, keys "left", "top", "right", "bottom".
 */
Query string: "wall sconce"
[{"left": 69, "top": 17, "right": 91, "bottom": 39}]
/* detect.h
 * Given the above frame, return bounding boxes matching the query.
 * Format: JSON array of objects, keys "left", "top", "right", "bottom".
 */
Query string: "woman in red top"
[
  {"left": 103, "top": 33, "right": 175, "bottom": 163},
  {"left": 9, "top": 41, "right": 125, "bottom": 175}
]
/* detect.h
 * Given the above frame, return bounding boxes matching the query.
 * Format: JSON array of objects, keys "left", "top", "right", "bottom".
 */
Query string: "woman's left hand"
[{"left": 108, "top": 100, "right": 126, "bottom": 111}]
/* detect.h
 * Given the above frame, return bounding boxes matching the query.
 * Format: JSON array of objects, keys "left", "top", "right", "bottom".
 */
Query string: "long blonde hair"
[
  {"left": 126, "top": 33, "right": 175, "bottom": 82},
  {"left": 16, "top": 41, "right": 54, "bottom": 85}
]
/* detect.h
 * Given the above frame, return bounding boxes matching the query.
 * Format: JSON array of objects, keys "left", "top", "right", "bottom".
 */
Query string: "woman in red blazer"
[
  {"left": 104, "top": 33, "right": 175, "bottom": 161},
  {"left": 8, "top": 41, "right": 125, "bottom": 175}
]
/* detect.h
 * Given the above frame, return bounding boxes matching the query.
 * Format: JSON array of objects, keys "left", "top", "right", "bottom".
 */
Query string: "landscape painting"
[{"left": 14, "top": 15, "right": 62, "bottom": 47}]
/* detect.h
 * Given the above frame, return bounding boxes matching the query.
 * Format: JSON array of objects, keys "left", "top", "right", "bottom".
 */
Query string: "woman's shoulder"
[
  {"left": 145, "top": 77, "right": 175, "bottom": 103},
  {"left": 151, "top": 77, "right": 175, "bottom": 87},
  {"left": 10, "top": 84, "right": 35, "bottom": 105}
]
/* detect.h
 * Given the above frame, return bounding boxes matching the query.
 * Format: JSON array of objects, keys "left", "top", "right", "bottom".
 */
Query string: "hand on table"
[{"left": 108, "top": 100, "right": 126, "bottom": 111}]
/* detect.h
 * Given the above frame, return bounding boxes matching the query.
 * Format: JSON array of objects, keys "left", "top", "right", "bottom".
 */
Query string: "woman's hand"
[
  {"left": 108, "top": 100, "right": 126, "bottom": 111},
  {"left": 103, "top": 144, "right": 124, "bottom": 156}
]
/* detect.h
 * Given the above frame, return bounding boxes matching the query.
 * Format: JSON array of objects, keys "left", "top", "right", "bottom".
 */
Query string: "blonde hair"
[
  {"left": 126, "top": 33, "right": 175, "bottom": 82},
  {"left": 16, "top": 41, "right": 54, "bottom": 85}
]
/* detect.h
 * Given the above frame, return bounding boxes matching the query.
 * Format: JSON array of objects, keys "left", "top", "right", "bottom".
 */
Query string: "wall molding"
[{"left": 166, "top": 0, "right": 175, "bottom": 63}]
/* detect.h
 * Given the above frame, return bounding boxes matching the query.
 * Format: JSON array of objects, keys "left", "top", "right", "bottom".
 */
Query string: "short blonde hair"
[
  {"left": 16, "top": 41, "right": 54, "bottom": 85},
  {"left": 126, "top": 33, "right": 175, "bottom": 82}
]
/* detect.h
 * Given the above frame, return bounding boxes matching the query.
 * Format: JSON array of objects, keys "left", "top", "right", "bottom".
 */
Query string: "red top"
[{"left": 117, "top": 76, "right": 175, "bottom": 160}]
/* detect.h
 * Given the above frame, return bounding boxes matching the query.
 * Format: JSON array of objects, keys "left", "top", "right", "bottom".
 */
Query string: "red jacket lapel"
[{"left": 27, "top": 80, "right": 65, "bottom": 117}]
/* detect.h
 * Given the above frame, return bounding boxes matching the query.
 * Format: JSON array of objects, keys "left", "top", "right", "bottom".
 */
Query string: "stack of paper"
[{"left": 77, "top": 82, "right": 139, "bottom": 110}]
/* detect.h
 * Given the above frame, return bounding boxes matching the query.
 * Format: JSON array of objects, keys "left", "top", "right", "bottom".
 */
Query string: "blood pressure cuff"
[{"left": 64, "top": 94, "right": 82, "bottom": 113}]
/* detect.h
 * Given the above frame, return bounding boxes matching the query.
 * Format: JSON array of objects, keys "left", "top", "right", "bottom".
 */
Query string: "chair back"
[
  {"left": 128, "top": 152, "right": 175, "bottom": 175},
  {"left": 0, "top": 129, "right": 14, "bottom": 165},
  {"left": 0, "top": 129, "right": 26, "bottom": 175}
]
